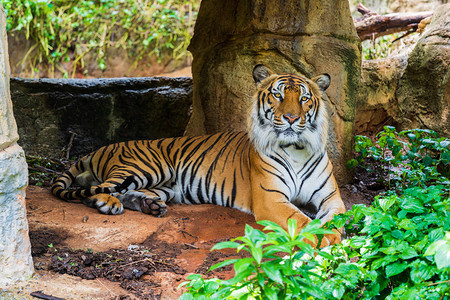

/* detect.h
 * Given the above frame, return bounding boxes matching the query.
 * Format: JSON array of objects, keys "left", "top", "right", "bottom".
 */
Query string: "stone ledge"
[{"left": 10, "top": 76, "right": 193, "bottom": 158}]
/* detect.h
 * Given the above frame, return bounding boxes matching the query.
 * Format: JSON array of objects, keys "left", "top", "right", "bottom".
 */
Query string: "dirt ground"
[{"left": 2, "top": 178, "right": 377, "bottom": 300}]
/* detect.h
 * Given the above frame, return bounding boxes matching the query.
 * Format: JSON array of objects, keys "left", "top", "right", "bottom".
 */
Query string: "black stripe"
[
  {"left": 307, "top": 172, "right": 333, "bottom": 204},
  {"left": 260, "top": 184, "right": 289, "bottom": 200}
]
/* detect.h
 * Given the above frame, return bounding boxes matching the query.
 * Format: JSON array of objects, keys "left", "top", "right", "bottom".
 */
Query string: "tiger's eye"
[
  {"left": 274, "top": 92, "right": 282, "bottom": 98},
  {"left": 301, "top": 96, "right": 309, "bottom": 102}
]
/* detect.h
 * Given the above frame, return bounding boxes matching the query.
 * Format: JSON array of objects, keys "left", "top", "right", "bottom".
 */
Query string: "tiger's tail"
[{"left": 51, "top": 155, "right": 134, "bottom": 201}]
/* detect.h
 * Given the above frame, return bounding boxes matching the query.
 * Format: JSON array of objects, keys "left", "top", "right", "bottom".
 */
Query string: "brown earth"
[{"left": 3, "top": 178, "right": 377, "bottom": 299}]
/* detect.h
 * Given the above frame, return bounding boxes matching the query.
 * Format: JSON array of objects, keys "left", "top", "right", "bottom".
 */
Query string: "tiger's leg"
[
  {"left": 117, "top": 187, "right": 175, "bottom": 217},
  {"left": 82, "top": 194, "right": 124, "bottom": 215},
  {"left": 80, "top": 180, "right": 128, "bottom": 215},
  {"left": 315, "top": 192, "right": 346, "bottom": 246}
]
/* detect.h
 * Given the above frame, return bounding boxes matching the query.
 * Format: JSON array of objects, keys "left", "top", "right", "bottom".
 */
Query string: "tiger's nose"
[{"left": 283, "top": 113, "right": 300, "bottom": 124}]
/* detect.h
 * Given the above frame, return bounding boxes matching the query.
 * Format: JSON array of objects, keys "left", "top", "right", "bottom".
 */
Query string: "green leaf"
[
  {"left": 423, "top": 239, "right": 446, "bottom": 257},
  {"left": 410, "top": 261, "right": 435, "bottom": 283},
  {"left": 378, "top": 195, "right": 396, "bottom": 212},
  {"left": 385, "top": 262, "right": 408, "bottom": 278},
  {"left": 186, "top": 274, "right": 202, "bottom": 281},
  {"left": 332, "top": 286, "right": 345, "bottom": 299},
  {"left": 288, "top": 218, "right": 297, "bottom": 238},
  {"left": 399, "top": 247, "right": 418, "bottom": 260},
  {"left": 400, "top": 199, "right": 425, "bottom": 213},
  {"left": 434, "top": 243, "right": 450, "bottom": 269},
  {"left": 204, "top": 281, "right": 220, "bottom": 293},
  {"left": 211, "top": 241, "right": 241, "bottom": 251},
  {"left": 261, "top": 263, "right": 283, "bottom": 284},
  {"left": 428, "top": 228, "right": 444, "bottom": 243},
  {"left": 178, "top": 293, "right": 194, "bottom": 300},
  {"left": 334, "top": 263, "right": 359, "bottom": 275},
  {"left": 372, "top": 256, "right": 398, "bottom": 270},
  {"left": 209, "top": 259, "right": 240, "bottom": 271}
]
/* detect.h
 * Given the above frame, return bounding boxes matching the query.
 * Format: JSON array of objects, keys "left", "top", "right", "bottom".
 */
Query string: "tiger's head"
[{"left": 248, "top": 65, "right": 330, "bottom": 155}]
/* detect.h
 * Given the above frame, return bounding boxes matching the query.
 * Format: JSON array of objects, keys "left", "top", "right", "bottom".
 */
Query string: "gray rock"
[
  {"left": 11, "top": 77, "right": 193, "bottom": 158},
  {"left": 355, "top": 4, "right": 449, "bottom": 138}
]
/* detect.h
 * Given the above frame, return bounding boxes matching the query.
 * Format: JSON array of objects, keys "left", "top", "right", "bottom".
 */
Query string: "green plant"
[
  {"left": 325, "top": 184, "right": 450, "bottom": 299},
  {"left": 2, "top": 0, "right": 199, "bottom": 77},
  {"left": 348, "top": 126, "right": 450, "bottom": 189},
  {"left": 180, "top": 186, "right": 450, "bottom": 299},
  {"left": 361, "top": 33, "right": 414, "bottom": 60},
  {"left": 179, "top": 219, "right": 336, "bottom": 299}
]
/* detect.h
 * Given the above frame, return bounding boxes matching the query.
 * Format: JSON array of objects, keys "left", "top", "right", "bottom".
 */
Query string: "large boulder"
[
  {"left": 186, "top": 0, "right": 361, "bottom": 183},
  {"left": 396, "top": 5, "right": 449, "bottom": 136},
  {"left": 355, "top": 4, "right": 449, "bottom": 137}
]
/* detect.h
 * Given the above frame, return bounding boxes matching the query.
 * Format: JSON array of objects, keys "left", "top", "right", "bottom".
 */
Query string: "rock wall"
[
  {"left": 186, "top": 0, "right": 361, "bottom": 184},
  {"left": 0, "top": 4, "right": 33, "bottom": 285},
  {"left": 11, "top": 77, "right": 192, "bottom": 158},
  {"left": 355, "top": 4, "right": 449, "bottom": 137}
]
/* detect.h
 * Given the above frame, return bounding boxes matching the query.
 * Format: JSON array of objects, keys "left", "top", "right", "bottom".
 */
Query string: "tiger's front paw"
[
  {"left": 140, "top": 197, "right": 167, "bottom": 217},
  {"left": 86, "top": 194, "right": 124, "bottom": 215}
]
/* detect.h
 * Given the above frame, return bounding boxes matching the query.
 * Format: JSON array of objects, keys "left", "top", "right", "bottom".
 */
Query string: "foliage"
[
  {"left": 325, "top": 184, "right": 450, "bottom": 299},
  {"left": 26, "top": 155, "right": 68, "bottom": 186},
  {"left": 179, "top": 219, "right": 336, "bottom": 299},
  {"left": 180, "top": 127, "right": 450, "bottom": 299},
  {"left": 1, "top": 0, "right": 199, "bottom": 77},
  {"left": 361, "top": 33, "right": 415, "bottom": 60},
  {"left": 348, "top": 126, "right": 450, "bottom": 190}
]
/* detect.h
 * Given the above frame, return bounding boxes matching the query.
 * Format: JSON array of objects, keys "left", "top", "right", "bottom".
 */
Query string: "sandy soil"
[{"left": 1, "top": 183, "right": 374, "bottom": 300}]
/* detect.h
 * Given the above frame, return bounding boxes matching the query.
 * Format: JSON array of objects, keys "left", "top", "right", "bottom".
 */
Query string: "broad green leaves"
[{"left": 180, "top": 219, "right": 337, "bottom": 299}]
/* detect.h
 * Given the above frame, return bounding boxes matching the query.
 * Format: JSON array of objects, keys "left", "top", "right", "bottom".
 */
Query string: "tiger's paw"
[
  {"left": 140, "top": 197, "right": 167, "bottom": 217},
  {"left": 85, "top": 194, "right": 124, "bottom": 215}
]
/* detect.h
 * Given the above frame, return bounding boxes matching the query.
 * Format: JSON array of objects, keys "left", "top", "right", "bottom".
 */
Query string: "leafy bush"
[
  {"left": 180, "top": 219, "right": 336, "bottom": 299},
  {"left": 348, "top": 126, "right": 450, "bottom": 190},
  {"left": 180, "top": 127, "right": 450, "bottom": 299},
  {"left": 1, "top": 0, "right": 199, "bottom": 77},
  {"left": 326, "top": 185, "right": 450, "bottom": 299}
]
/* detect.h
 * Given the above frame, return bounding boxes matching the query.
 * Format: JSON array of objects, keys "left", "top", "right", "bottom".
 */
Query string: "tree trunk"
[{"left": 355, "top": 4, "right": 433, "bottom": 40}]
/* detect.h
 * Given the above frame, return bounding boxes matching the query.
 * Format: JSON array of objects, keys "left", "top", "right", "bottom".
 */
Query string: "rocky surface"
[
  {"left": 11, "top": 76, "right": 193, "bottom": 158},
  {"left": 186, "top": 0, "right": 361, "bottom": 184},
  {"left": 355, "top": 4, "right": 449, "bottom": 137},
  {"left": 396, "top": 4, "right": 449, "bottom": 137},
  {"left": 0, "top": 5, "right": 33, "bottom": 285}
]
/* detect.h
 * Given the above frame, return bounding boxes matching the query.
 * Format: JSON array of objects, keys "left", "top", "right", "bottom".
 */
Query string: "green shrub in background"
[
  {"left": 180, "top": 128, "right": 450, "bottom": 299},
  {"left": 348, "top": 126, "right": 450, "bottom": 190},
  {"left": 1, "top": 0, "right": 199, "bottom": 77}
]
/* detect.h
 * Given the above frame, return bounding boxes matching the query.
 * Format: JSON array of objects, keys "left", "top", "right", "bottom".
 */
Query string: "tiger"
[{"left": 51, "top": 64, "right": 346, "bottom": 246}]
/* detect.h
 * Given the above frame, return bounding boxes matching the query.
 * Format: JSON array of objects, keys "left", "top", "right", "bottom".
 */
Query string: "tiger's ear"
[
  {"left": 253, "top": 64, "right": 274, "bottom": 85},
  {"left": 312, "top": 74, "right": 331, "bottom": 92}
]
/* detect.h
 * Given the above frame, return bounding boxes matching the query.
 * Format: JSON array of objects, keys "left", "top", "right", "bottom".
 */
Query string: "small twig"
[
  {"left": 30, "top": 291, "right": 65, "bottom": 300},
  {"left": 180, "top": 230, "right": 198, "bottom": 239},
  {"left": 184, "top": 243, "right": 199, "bottom": 249},
  {"left": 427, "top": 279, "right": 450, "bottom": 287},
  {"left": 96, "top": 278, "right": 117, "bottom": 297},
  {"left": 153, "top": 259, "right": 179, "bottom": 269},
  {"left": 63, "top": 209, "right": 66, "bottom": 221},
  {"left": 29, "top": 165, "right": 61, "bottom": 175},
  {"left": 65, "top": 131, "right": 77, "bottom": 160},
  {"left": 391, "top": 29, "right": 415, "bottom": 43}
]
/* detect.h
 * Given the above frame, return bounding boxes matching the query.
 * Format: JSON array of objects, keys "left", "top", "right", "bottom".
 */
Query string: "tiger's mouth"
[{"left": 275, "top": 126, "right": 305, "bottom": 136}]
